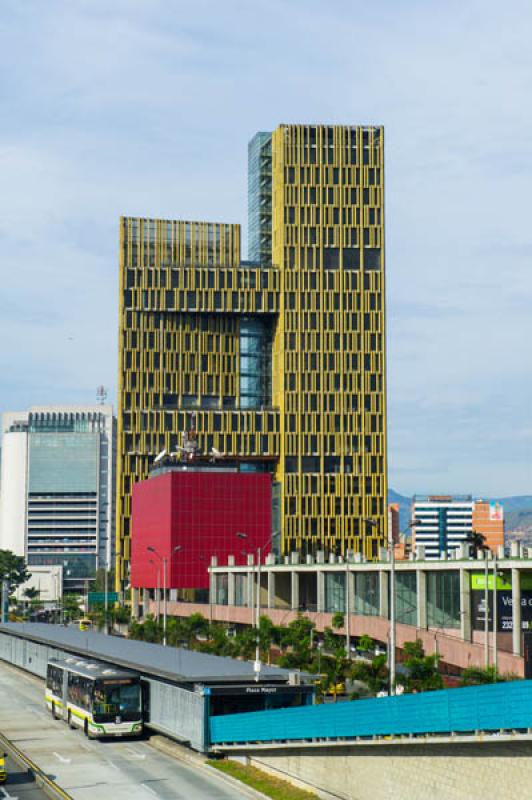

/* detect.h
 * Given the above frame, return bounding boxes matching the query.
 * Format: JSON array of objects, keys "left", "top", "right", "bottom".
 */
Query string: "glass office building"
[{"left": 0, "top": 407, "right": 116, "bottom": 591}]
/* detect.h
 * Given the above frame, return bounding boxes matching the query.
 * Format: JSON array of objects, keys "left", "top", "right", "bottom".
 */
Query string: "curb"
[
  {"left": 148, "top": 735, "right": 271, "bottom": 800},
  {"left": 0, "top": 731, "right": 73, "bottom": 800}
]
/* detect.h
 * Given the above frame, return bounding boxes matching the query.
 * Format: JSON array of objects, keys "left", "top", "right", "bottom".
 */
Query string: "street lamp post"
[
  {"left": 484, "top": 554, "right": 489, "bottom": 669},
  {"left": 149, "top": 558, "right": 161, "bottom": 621},
  {"left": 147, "top": 545, "right": 182, "bottom": 646},
  {"left": 199, "top": 554, "right": 213, "bottom": 623},
  {"left": 493, "top": 556, "right": 498, "bottom": 675},
  {"left": 365, "top": 517, "right": 417, "bottom": 696},
  {"left": 365, "top": 517, "right": 395, "bottom": 693},
  {"left": 237, "top": 532, "right": 269, "bottom": 681},
  {"left": 345, "top": 557, "right": 351, "bottom": 659}
]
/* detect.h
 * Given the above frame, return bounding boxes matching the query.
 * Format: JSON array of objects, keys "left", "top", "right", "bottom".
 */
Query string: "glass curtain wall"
[
  {"left": 427, "top": 571, "right": 460, "bottom": 628},
  {"left": 239, "top": 317, "right": 273, "bottom": 409},
  {"left": 325, "top": 572, "right": 345, "bottom": 612},
  {"left": 395, "top": 572, "right": 417, "bottom": 626},
  {"left": 235, "top": 574, "right": 247, "bottom": 607},
  {"left": 354, "top": 572, "right": 379, "bottom": 615},
  {"left": 248, "top": 132, "right": 272, "bottom": 264}
]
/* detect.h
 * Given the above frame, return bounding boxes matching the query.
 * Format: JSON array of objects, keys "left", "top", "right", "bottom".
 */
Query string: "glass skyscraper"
[{"left": 0, "top": 406, "right": 116, "bottom": 591}]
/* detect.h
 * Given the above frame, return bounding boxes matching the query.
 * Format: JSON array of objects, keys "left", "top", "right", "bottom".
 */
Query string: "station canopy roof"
[{"left": 0, "top": 623, "right": 304, "bottom": 685}]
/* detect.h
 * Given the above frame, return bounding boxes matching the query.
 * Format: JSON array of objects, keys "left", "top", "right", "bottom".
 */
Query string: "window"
[
  {"left": 46, "top": 664, "right": 63, "bottom": 697},
  {"left": 67, "top": 673, "right": 92, "bottom": 711},
  {"left": 323, "top": 248, "right": 340, "bottom": 269},
  {"left": 364, "top": 249, "right": 381, "bottom": 270},
  {"left": 343, "top": 247, "right": 360, "bottom": 269}
]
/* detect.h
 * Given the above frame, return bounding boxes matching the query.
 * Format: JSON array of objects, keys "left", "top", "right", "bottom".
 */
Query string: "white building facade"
[
  {"left": 412, "top": 495, "right": 473, "bottom": 560},
  {"left": 0, "top": 406, "right": 115, "bottom": 590}
]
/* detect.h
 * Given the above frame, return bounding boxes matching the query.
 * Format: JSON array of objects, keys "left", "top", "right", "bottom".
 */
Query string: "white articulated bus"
[{"left": 46, "top": 656, "right": 143, "bottom": 738}]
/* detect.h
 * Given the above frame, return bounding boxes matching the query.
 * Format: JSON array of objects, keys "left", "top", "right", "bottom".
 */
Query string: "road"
[
  {"left": 0, "top": 753, "right": 49, "bottom": 799},
  {"left": 0, "top": 662, "right": 250, "bottom": 800}
]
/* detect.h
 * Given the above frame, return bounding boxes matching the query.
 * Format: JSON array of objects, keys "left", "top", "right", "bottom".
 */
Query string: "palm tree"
[{"left": 466, "top": 530, "right": 488, "bottom": 557}]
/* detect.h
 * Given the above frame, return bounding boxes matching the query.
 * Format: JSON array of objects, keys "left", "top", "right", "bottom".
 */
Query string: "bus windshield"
[{"left": 93, "top": 679, "right": 141, "bottom": 721}]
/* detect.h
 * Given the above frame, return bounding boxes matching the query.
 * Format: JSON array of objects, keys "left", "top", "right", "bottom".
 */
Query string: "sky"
[{"left": 1, "top": 0, "right": 532, "bottom": 497}]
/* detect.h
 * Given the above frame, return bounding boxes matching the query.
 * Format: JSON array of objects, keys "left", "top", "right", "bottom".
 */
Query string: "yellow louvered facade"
[
  {"left": 116, "top": 125, "right": 387, "bottom": 588},
  {"left": 271, "top": 124, "right": 387, "bottom": 559}
]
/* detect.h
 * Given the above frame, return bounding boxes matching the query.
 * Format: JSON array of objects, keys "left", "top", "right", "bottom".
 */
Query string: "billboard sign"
[
  {"left": 471, "top": 572, "right": 532, "bottom": 632},
  {"left": 489, "top": 502, "right": 504, "bottom": 521}
]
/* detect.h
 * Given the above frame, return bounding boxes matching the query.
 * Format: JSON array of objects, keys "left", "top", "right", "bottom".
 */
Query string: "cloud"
[{"left": 1, "top": 0, "right": 532, "bottom": 494}]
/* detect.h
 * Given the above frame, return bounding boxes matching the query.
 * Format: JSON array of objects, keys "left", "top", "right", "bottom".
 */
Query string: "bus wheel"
[
  {"left": 52, "top": 703, "right": 58, "bottom": 720},
  {"left": 68, "top": 711, "right": 75, "bottom": 729},
  {"left": 84, "top": 720, "right": 90, "bottom": 738}
]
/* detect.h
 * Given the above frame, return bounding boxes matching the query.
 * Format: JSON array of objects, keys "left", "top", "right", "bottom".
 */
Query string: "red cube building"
[{"left": 131, "top": 468, "right": 272, "bottom": 590}]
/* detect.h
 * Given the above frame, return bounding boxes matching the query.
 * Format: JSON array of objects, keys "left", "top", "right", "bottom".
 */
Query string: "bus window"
[
  {"left": 46, "top": 665, "right": 63, "bottom": 697},
  {"left": 93, "top": 680, "right": 141, "bottom": 721}
]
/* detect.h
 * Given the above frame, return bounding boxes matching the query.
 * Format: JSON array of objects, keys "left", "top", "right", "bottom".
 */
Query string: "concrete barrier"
[{"left": 244, "top": 739, "right": 532, "bottom": 800}]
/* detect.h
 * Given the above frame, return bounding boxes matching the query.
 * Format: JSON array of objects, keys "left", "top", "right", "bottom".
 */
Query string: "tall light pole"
[
  {"left": 365, "top": 517, "right": 395, "bottom": 693},
  {"left": 345, "top": 557, "right": 351, "bottom": 659},
  {"left": 104, "top": 563, "right": 109, "bottom": 635},
  {"left": 365, "top": 517, "right": 416, "bottom": 696},
  {"left": 484, "top": 553, "right": 489, "bottom": 669},
  {"left": 199, "top": 555, "right": 213, "bottom": 624},
  {"left": 237, "top": 532, "right": 271, "bottom": 681},
  {"left": 493, "top": 556, "right": 498, "bottom": 675},
  {"left": 147, "top": 545, "right": 182, "bottom": 646},
  {"left": 149, "top": 558, "right": 161, "bottom": 621}
]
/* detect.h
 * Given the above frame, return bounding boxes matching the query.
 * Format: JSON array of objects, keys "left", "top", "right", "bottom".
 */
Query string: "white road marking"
[
  {"left": 125, "top": 746, "right": 146, "bottom": 759},
  {"left": 52, "top": 751, "right": 71, "bottom": 764},
  {"left": 1, "top": 787, "right": 19, "bottom": 799},
  {"left": 142, "top": 785, "right": 159, "bottom": 798},
  {"left": 106, "top": 760, "right": 120, "bottom": 770}
]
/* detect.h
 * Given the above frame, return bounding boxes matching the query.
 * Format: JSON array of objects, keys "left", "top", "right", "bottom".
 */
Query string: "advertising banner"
[
  {"left": 471, "top": 572, "right": 532, "bottom": 632},
  {"left": 489, "top": 501, "right": 504, "bottom": 521}
]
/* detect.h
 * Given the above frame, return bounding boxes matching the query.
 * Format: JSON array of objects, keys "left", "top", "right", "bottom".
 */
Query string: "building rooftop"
[{"left": 0, "top": 623, "right": 302, "bottom": 686}]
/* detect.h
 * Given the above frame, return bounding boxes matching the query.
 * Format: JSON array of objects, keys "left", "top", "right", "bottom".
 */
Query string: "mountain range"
[{"left": 388, "top": 490, "right": 532, "bottom": 534}]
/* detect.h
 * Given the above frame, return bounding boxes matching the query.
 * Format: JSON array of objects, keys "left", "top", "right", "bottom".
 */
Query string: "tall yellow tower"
[
  {"left": 269, "top": 124, "right": 387, "bottom": 559},
  {"left": 116, "top": 125, "right": 387, "bottom": 588}
]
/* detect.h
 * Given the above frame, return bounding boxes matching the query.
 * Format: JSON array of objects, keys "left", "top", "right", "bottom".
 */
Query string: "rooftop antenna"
[
  {"left": 96, "top": 386, "right": 107, "bottom": 405},
  {"left": 182, "top": 411, "right": 199, "bottom": 460}
]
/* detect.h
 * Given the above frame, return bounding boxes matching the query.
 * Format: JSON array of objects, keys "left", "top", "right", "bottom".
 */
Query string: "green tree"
[
  {"left": 401, "top": 639, "right": 443, "bottom": 693},
  {"left": 349, "top": 653, "right": 389, "bottom": 696},
  {"left": 138, "top": 615, "right": 163, "bottom": 643},
  {"left": 461, "top": 665, "right": 514, "bottom": 686},
  {"left": 113, "top": 605, "right": 131, "bottom": 624},
  {"left": 278, "top": 614, "right": 316, "bottom": 670},
  {"left": 258, "top": 615, "right": 276, "bottom": 662},
  {"left": 357, "top": 634, "right": 375, "bottom": 654},
  {"left": 62, "top": 593, "right": 82, "bottom": 622},
  {"left": 331, "top": 612, "right": 345, "bottom": 630},
  {"left": 320, "top": 627, "right": 348, "bottom": 701},
  {"left": 234, "top": 626, "right": 259, "bottom": 660},
  {"left": 196, "top": 622, "right": 235, "bottom": 657},
  {"left": 0, "top": 551, "right": 29, "bottom": 594},
  {"left": 465, "top": 530, "right": 488, "bottom": 558}
]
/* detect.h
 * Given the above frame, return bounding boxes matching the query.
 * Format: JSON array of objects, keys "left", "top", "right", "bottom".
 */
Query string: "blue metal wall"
[{"left": 210, "top": 681, "right": 532, "bottom": 745}]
